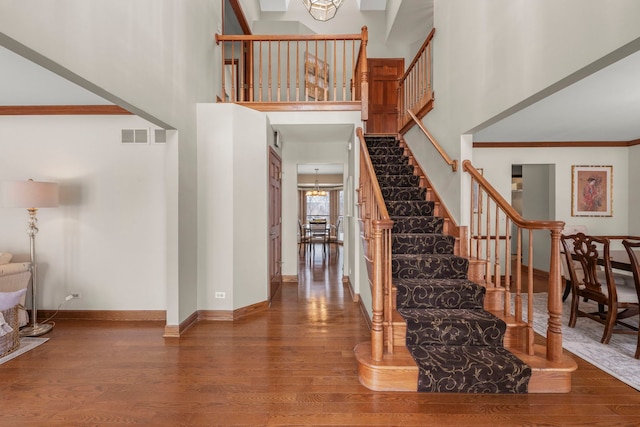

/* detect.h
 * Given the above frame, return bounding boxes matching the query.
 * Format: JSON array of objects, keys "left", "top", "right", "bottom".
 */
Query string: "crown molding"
[
  {"left": 0, "top": 105, "right": 132, "bottom": 115},
  {"left": 473, "top": 140, "right": 639, "bottom": 148}
]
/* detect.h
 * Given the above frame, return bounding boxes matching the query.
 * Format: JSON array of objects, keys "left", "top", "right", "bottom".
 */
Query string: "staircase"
[{"left": 355, "top": 134, "right": 574, "bottom": 393}]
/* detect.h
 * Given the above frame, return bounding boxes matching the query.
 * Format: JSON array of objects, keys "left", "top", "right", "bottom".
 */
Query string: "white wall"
[
  {"left": 0, "top": 115, "right": 167, "bottom": 311},
  {"left": 474, "top": 146, "right": 629, "bottom": 238},
  {"left": 406, "top": 0, "right": 640, "bottom": 225},
  {"left": 0, "top": 0, "right": 222, "bottom": 325},
  {"left": 197, "top": 103, "right": 269, "bottom": 311},
  {"left": 630, "top": 145, "right": 640, "bottom": 235}
]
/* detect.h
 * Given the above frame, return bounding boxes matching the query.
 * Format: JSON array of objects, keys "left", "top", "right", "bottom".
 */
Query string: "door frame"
[{"left": 268, "top": 147, "right": 283, "bottom": 301}]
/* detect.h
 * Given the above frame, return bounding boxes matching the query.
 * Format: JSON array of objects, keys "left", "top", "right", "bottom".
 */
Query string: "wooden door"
[
  {"left": 367, "top": 58, "right": 404, "bottom": 134},
  {"left": 268, "top": 148, "right": 282, "bottom": 301}
]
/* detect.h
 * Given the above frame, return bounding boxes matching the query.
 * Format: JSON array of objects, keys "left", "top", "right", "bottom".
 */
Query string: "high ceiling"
[{"left": 1, "top": 1, "right": 640, "bottom": 145}]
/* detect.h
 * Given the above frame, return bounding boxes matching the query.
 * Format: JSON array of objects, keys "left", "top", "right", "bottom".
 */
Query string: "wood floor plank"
[{"left": 1, "top": 247, "right": 639, "bottom": 426}]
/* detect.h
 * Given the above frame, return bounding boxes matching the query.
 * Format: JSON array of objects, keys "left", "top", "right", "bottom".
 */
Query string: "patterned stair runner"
[{"left": 366, "top": 135, "right": 531, "bottom": 393}]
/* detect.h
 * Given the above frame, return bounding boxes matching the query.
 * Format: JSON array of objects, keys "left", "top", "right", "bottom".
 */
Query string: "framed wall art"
[{"left": 571, "top": 165, "right": 612, "bottom": 217}]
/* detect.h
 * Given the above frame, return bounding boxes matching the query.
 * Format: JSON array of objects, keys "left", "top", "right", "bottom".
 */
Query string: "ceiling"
[
  {"left": 0, "top": 46, "right": 111, "bottom": 106},
  {"left": 297, "top": 163, "right": 344, "bottom": 177},
  {"left": 474, "top": 47, "right": 640, "bottom": 143},
  {"left": 1, "top": 2, "right": 640, "bottom": 145}
]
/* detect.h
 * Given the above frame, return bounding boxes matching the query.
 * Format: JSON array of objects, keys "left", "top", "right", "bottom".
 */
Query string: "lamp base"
[{"left": 20, "top": 322, "right": 54, "bottom": 337}]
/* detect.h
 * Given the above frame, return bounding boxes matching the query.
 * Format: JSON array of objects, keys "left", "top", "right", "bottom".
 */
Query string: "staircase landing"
[{"left": 355, "top": 342, "right": 577, "bottom": 393}]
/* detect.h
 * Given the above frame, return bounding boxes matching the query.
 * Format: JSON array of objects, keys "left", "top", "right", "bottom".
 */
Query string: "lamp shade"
[{"left": 2, "top": 179, "right": 59, "bottom": 208}]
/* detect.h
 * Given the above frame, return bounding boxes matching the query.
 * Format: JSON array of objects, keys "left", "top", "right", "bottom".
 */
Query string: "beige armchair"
[{"left": 0, "top": 254, "right": 31, "bottom": 326}]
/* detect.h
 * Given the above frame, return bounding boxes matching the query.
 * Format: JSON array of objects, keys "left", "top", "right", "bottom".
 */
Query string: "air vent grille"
[
  {"left": 121, "top": 129, "right": 151, "bottom": 144},
  {"left": 154, "top": 129, "right": 167, "bottom": 143}
]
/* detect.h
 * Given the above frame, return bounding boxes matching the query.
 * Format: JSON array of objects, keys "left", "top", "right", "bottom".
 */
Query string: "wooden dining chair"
[
  {"left": 327, "top": 218, "right": 342, "bottom": 254},
  {"left": 560, "top": 225, "right": 588, "bottom": 301},
  {"left": 560, "top": 233, "right": 639, "bottom": 346},
  {"left": 298, "top": 219, "right": 310, "bottom": 255},
  {"left": 621, "top": 239, "right": 640, "bottom": 358},
  {"left": 308, "top": 220, "right": 329, "bottom": 256}
]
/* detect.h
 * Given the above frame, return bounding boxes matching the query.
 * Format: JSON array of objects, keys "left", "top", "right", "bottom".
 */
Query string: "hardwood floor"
[{"left": 2, "top": 247, "right": 640, "bottom": 426}]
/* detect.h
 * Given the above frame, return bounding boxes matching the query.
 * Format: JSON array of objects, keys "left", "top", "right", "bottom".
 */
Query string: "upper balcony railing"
[
  {"left": 215, "top": 27, "right": 368, "bottom": 119},
  {"left": 398, "top": 28, "right": 435, "bottom": 133}
]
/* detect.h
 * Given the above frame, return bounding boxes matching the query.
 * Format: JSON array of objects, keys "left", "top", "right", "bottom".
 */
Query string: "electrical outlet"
[
  {"left": 215, "top": 292, "right": 225, "bottom": 299},
  {"left": 65, "top": 292, "right": 81, "bottom": 301}
]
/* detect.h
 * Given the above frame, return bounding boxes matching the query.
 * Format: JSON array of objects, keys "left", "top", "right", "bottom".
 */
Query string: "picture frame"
[{"left": 571, "top": 165, "right": 612, "bottom": 217}]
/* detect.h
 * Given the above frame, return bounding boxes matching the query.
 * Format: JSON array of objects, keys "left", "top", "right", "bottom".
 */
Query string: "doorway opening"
[
  {"left": 297, "top": 164, "right": 344, "bottom": 268},
  {"left": 511, "top": 164, "right": 556, "bottom": 272}
]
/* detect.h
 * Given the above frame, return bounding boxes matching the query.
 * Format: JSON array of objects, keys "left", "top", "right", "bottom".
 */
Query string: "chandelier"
[
  {"left": 306, "top": 168, "right": 327, "bottom": 196},
  {"left": 302, "top": 0, "right": 343, "bottom": 22}
]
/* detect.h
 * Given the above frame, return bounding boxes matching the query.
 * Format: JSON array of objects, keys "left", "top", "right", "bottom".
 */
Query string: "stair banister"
[
  {"left": 463, "top": 160, "right": 565, "bottom": 362},
  {"left": 356, "top": 127, "right": 393, "bottom": 361},
  {"left": 407, "top": 110, "right": 458, "bottom": 172}
]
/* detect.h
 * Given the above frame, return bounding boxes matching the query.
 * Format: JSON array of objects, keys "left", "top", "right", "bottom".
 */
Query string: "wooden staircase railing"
[
  {"left": 407, "top": 110, "right": 457, "bottom": 172},
  {"left": 463, "top": 160, "right": 566, "bottom": 362},
  {"left": 356, "top": 127, "right": 393, "bottom": 361},
  {"left": 215, "top": 27, "right": 369, "bottom": 122},
  {"left": 398, "top": 28, "right": 435, "bottom": 134}
]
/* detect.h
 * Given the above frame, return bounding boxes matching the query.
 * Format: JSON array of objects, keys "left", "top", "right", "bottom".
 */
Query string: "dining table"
[
  {"left": 561, "top": 246, "right": 639, "bottom": 301},
  {"left": 607, "top": 249, "right": 637, "bottom": 272}
]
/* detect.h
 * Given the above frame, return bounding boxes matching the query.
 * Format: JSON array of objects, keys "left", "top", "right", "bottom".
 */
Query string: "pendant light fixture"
[
  {"left": 306, "top": 168, "right": 327, "bottom": 196},
  {"left": 302, "top": 0, "right": 343, "bottom": 22}
]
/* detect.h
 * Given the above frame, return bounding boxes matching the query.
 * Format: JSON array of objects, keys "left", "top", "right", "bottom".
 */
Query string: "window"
[{"left": 306, "top": 193, "right": 330, "bottom": 221}]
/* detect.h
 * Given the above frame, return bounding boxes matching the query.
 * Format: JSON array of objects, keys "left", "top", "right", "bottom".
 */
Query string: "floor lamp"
[{"left": 2, "top": 179, "right": 59, "bottom": 337}]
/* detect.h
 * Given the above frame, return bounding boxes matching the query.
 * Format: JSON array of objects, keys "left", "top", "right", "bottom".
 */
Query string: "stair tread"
[
  {"left": 396, "top": 277, "right": 477, "bottom": 286},
  {"left": 355, "top": 341, "right": 574, "bottom": 393},
  {"left": 399, "top": 307, "right": 505, "bottom": 329},
  {"left": 395, "top": 279, "right": 485, "bottom": 310},
  {"left": 393, "top": 253, "right": 465, "bottom": 260},
  {"left": 407, "top": 344, "right": 531, "bottom": 393}
]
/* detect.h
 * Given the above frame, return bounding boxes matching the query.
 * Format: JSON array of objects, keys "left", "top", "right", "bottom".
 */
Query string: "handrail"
[
  {"left": 216, "top": 33, "right": 364, "bottom": 42},
  {"left": 408, "top": 110, "right": 457, "bottom": 172},
  {"left": 357, "top": 128, "right": 388, "bottom": 220},
  {"left": 215, "top": 27, "right": 368, "bottom": 123},
  {"left": 464, "top": 161, "right": 563, "bottom": 230},
  {"left": 356, "top": 127, "right": 393, "bottom": 361},
  {"left": 463, "top": 159, "right": 566, "bottom": 363}
]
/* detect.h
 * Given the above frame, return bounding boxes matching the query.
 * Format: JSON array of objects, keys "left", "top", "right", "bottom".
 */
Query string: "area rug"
[
  {"left": 0, "top": 337, "right": 48, "bottom": 365},
  {"left": 529, "top": 293, "right": 640, "bottom": 391}
]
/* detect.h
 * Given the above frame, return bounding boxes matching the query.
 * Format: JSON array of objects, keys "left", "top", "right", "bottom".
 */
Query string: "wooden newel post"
[
  {"left": 360, "top": 26, "right": 369, "bottom": 123},
  {"left": 546, "top": 227, "right": 564, "bottom": 362},
  {"left": 371, "top": 218, "right": 394, "bottom": 362},
  {"left": 371, "top": 221, "right": 384, "bottom": 362}
]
